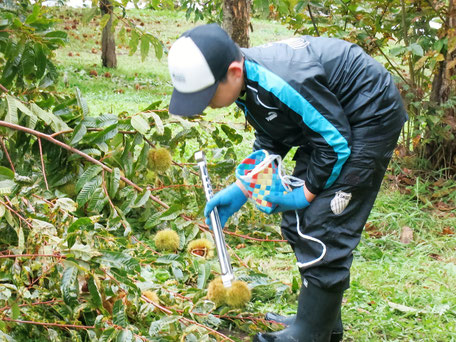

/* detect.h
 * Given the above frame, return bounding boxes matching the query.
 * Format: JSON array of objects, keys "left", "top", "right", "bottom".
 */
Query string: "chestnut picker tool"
[{"left": 195, "top": 151, "right": 234, "bottom": 288}]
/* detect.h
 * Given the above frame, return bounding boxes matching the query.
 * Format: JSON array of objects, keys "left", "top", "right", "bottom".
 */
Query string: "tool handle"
[{"left": 195, "top": 151, "right": 234, "bottom": 288}]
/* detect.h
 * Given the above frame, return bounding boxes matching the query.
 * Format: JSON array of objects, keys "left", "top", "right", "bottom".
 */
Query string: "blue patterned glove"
[
  {"left": 204, "top": 183, "right": 248, "bottom": 228},
  {"left": 263, "top": 187, "right": 310, "bottom": 213}
]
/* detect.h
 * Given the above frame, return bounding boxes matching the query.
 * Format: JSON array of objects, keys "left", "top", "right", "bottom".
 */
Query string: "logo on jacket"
[
  {"left": 280, "top": 37, "right": 309, "bottom": 49},
  {"left": 330, "top": 191, "right": 352, "bottom": 215},
  {"left": 266, "top": 111, "right": 278, "bottom": 121}
]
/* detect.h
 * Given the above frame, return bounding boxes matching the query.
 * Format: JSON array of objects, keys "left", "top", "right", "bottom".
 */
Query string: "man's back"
[{"left": 242, "top": 36, "right": 407, "bottom": 130}]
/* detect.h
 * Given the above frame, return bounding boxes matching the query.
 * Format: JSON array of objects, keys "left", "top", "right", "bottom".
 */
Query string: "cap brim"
[{"left": 168, "top": 82, "right": 218, "bottom": 116}]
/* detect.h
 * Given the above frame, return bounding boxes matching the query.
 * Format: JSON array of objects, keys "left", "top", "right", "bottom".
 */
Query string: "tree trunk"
[
  {"left": 425, "top": 0, "right": 456, "bottom": 174},
  {"left": 222, "top": 0, "right": 251, "bottom": 48},
  {"left": 100, "top": 0, "right": 117, "bottom": 68}
]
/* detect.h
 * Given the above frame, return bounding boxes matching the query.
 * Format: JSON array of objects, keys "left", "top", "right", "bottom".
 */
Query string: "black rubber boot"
[
  {"left": 264, "top": 312, "right": 296, "bottom": 326},
  {"left": 264, "top": 310, "right": 343, "bottom": 341},
  {"left": 330, "top": 313, "right": 343, "bottom": 342},
  {"left": 254, "top": 281, "right": 344, "bottom": 342}
]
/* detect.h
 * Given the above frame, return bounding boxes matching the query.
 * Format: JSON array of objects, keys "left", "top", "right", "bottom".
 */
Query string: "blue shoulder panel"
[{"left": 245, "top": 60, "right": 350, "bottom": 188}]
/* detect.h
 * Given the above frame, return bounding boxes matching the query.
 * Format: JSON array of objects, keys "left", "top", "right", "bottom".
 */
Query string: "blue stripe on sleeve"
[{"left": 245, "top": 60, "right": 350, "bottom": 188}]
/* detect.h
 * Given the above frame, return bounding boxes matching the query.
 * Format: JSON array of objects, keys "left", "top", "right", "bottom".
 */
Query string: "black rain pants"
[{"left": 281, "top": 127, "right": 402, "bottom": 291}]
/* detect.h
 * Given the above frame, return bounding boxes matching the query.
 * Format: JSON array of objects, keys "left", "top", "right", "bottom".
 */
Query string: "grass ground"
[{"left": 52, "top": 7, "right": 456, "bottom": 341}]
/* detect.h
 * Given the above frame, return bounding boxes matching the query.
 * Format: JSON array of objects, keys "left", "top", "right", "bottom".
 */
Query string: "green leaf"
[
  {"left": 156, "top": 254, "right": 180, "bottom": 264},
  {"left": 34, "top": 43, "right": 46, "bottom": 79},
  {"left": 295, "top": 0, "right": 310, "bottom": 12},
  {"left": 113, "top": 299, "right": 128, "bottom": 327},
  {"left": 15, "top": 100, "right": 37, "bottom": 127},
  {"left": 253, "top": 0, "right": 270, "bottom": 16},
  {"left": 119, "top": 189, "right": 137, "bottom": 214},
  {"left": 142, "top": 100, "right": 162, "bottom": 112},
  {"left": 61, "top": 266, "right": 79, "bottom": 306},
  {"left": 159, "top": 204, "right": 183, "bottom": 221},
  {"left": 44, "top": 31, "right": 68, "bottom": 39},
  {"left": 25, "top": 4, "right": 40, "bottom": 24},
  {"left": 31, "top": 219, "right": 56, "bottom": 236},
  {"left": 22, "top": 45, "right": 35, "bottom": 76},
  {"left": 389, "top": 45, "right": 406, "bottom": 57},
  {"left": 70, "top": 123, "right": 87, "bottom": 145},
  {"left": 9, "top": 300, "right": 20, "bottom": 319},
  {"left": 74, "top": 87, "right": 89, "bottom": 117},
  {"left": 14, "top": 174, "right": 33, "bottom": 184},
  {"left": 5, "top": 95, "right": 18, "bottom": 125},
  {"left": 0, "top": 166, "right": 14, "bottom": 180},
  {"left": 68, "top": 217, "right": 94, "bottom": 233},
  {"left": 140, "top": 35, "right": 150, "bottom": 62},
  {"left": 221, "top": 124, "right": 243, "bottom": 144},
  {"left": 197, "top": 262, "right": 211, "bottom": 289},
  {"left": 55, "top": 198, "right": 77, "bottom": 212},
  {"left": 83, "top": 7, "right": 98, "bottom": 24},
  {"left": 68, "top": 241, "right": 101, "bottom": 261},
  {"left": 100, "top": 13, "right": 111, "bottom": 30},
  {"left": 116, "top": 330, "right": 133, "bottom": 342},
  {"left": 211, "top": 127, "right": 231, "bottom": 148},
  {"left": 132, "top": 189, "right": 150, "bottom": 208},
  {"left": 171, "top": 264, "right": 183, "bottom": 280},
  {"left": 292, "top": 275, "right": 300, "bottom": 292},
  {"left": 77, "top": 148, "right": 101, "bottom": 157},
  {"left": 95, "top": 114, "right": 118, "bottom": 127},
  {"left": 133, "top": 143, "right": 149, "bottom": 172},
  {"left": 98, "top": 251, "right": 140, "bottom": 272},
  {"left": 75, "top": 87, "right": 89, "bottom": 117},
  {"left": 434, "top": 39, "right": 445, "bottom": 53},
  {"left": 99, "top": 328, "right": 117, "bottom": 342},
  {"left": 0, "top": 179, "right": 16, "bottom": 195},
  {"left": 88, "top": 276, "right": 102, "bottom": 309},
  {"left": 76, "top": 165, "right": 102, "bottom": 192},
  {"left": 129, "top": 30, "right": 140, "bottom": 56},
  {"left": 409, "top": 43, "right": 424, "bottom": 57},
  {"left": 31, "top": 103, "right": 70, "bottom": 132},
  {"left": 149, "top": 35, "right": 163, "bottom": 60},
  {"left": 86, "top": 187, "right": 107, "bottom": 212},
  {"left": 130, "top": 114, "right": 149, "bottom": 135},
  {"left": 87, "top": 124, "right": 118, "bottom": 144},
  {"left": 109, "top": 167, "right": 121, "bottom": 198},
  {"left": 118, "top": 27, "right": 127, "bottom": 45},
  {"left": 110, "top": 268, "right": 138, "bottom": 292},
  {"left": 145, "top": 112, "right": 164, "bottom": 135},
  {"left": 148, "top": 316, "right": 180, "bottom": 336},
  {"left": 77, "top": 177, "right": 102, "bottom": 207}
]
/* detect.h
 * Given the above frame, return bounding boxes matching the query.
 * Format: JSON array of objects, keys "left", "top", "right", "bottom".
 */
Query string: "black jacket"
[{"left": 236, "top": 36, "right": 407, "bottom": 194}]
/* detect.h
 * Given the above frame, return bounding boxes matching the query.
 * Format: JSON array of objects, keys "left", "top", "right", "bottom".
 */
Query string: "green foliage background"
[{"left": 0, "top": 1, "right": 455, "bottom": 341}]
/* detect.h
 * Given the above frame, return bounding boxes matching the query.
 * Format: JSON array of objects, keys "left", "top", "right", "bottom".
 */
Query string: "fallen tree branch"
[
  {"left": 0, "top": 299, "right": 63, "bottom": 313},
  {"left": 102, "top": 268, "right": 235, "bottom": 342},
  {"left": 0, "top": 120, "right": 167, "bottom": 207},
  {"left": 0, "top": 198, "right": 33, "bottom": 229},
  {"left": 1, "top": 317, "right": 94, "bottom": 330},
  {"left": 0, "top": 253, "right": 64, "bottom": 259},
  {"left": 0, "top": 120, "right": 285, "bottom": 245}
]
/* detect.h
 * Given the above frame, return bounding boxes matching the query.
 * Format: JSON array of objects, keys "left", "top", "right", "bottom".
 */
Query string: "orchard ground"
[{"left": 53, "top": 7, "right": 456, "bottom": 341}]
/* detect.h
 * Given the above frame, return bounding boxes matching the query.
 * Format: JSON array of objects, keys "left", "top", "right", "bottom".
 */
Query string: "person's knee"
[{"left": 301, "top": 263, "right": 351, "bottom": 292}]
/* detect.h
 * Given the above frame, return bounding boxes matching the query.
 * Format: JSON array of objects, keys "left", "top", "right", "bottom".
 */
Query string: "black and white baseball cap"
[{"left": 168, "top": 24, "right": 240, "bottom": 116}]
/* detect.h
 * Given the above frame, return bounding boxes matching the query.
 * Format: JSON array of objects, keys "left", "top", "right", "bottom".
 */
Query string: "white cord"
[{"left": 238, "top": 152, "right": 327, "bottom": 269}]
